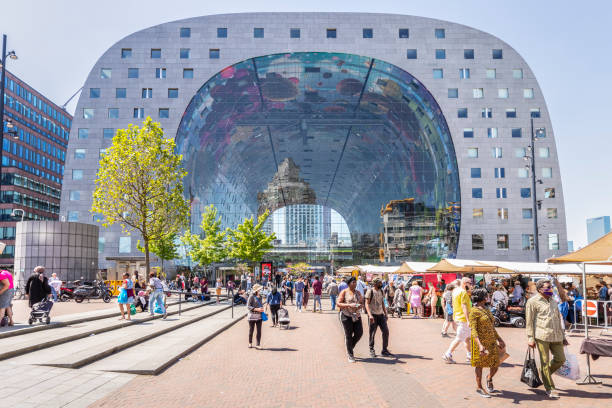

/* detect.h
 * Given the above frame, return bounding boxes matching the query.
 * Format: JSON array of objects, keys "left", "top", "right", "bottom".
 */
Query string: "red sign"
[
  {"left": 584, "top": 300, "right": 598, "bottom": 317},
  {"left": 261, "top": 262, "right": 272, "bottom": 279}
]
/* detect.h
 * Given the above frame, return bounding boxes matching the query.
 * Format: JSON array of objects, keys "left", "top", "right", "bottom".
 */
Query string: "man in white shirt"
[
  {"left": 356, "top": 276, "right": 367, "bottom": 296},
  {"left": 48, "top": 273, "right": 62, "bottom": 302}
]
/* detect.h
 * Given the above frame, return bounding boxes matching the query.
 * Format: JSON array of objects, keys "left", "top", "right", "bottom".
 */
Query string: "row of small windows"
[
  {"left": 81, "top": 108, "right": 170, "bottom": 120},
  {"left": 471, "top": 207, "right": 558, "bottom": 221},
  {"left": 469, "top": 166, "right": 553, "bottom": 178},
  {"left": 78, "top": 128, "right": 116, "bottom": 140},
  {"left": 3, "top": 139, "right": 64, "bottom": 177},
  {"left": 90, "top": 88, "right": 179, "bottom": 99},
  {"left": 100, "top": 68, "right": 193, "bottom": 79},
  {"left": 1, "top": 156, "right": 62, "bottom": 184},
  {"left": 120, "top": 48, "right": 220, "bottom": 60},
  {"left": 457, "top": 107, "right": 541, "bottom": 118},
  {"left": 471, "top": 186, "right": 555, "bottom": 199},
  {"left": 4, "top": 94, "right": 70, "bottom": 143},
  {"left": 466, "top": 146, "right": 550, "bottom": 159},
  {"left": 462, "top": 127, "right": 546, "bottom": 139},
  {"left": 448, "top": 88, "right": 534, "bottom": 99},
  {"left": 1, "top": 173, "right": 61, "bottom": 199},
  {"left": 0, "top": 190, "right": 60, "bottom": 214},
  {"left": 432, "top": 68, "right": 522, "bottom": 79},
  {"left": 407, "top": 48, "right": 502, "bottom": 60},
  {"left": 471, "top": 233, "right": 559, "bottom": 251}
]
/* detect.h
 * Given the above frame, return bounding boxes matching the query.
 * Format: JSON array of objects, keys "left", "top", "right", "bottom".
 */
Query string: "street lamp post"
[
  {"left": 527, "top": 117, "right": 544, "bottom": 262},
  {"left": 0, "top": 34, "right": 19, "bottom": 189}
]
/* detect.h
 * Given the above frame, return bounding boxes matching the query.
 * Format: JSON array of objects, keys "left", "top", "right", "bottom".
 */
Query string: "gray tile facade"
[{"left": 59, "top": 13, "right": 567, "bottom": 268}]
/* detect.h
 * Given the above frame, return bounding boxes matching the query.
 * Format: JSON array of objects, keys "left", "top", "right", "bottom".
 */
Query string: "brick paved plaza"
[{"left": 92, "top": 299, "right": 612, "bottom": 408}]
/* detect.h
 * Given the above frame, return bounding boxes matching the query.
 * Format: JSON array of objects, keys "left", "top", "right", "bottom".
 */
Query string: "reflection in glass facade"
[{"left": 176, "top": 52, "right": 460, "bottom": 263}]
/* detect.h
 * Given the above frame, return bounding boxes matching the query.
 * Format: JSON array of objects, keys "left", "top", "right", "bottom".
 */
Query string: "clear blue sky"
[{"left": 2, "top": 0, "right": 609, "bottom": 248}]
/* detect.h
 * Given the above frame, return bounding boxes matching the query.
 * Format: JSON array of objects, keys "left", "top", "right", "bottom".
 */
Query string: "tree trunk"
[
  {"left": 144, "top": 239, "right": 150, "bottom": 277},
  {"left": 161, "top": 259, "right": 164, "bottom": 277}
]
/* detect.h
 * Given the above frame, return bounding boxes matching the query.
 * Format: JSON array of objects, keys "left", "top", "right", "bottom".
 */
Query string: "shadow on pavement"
[
  {"left": 393, "top": 353, "right": 433, "bottom": 360},
  {"left": 491, "top": 388, "right": 547, "bottom": 403},
  {"left": 261, "top": 347, "right": 298, "bottom": 352},
  {"left": 359, "top": 357, "right": 406, "bottom": 365}
]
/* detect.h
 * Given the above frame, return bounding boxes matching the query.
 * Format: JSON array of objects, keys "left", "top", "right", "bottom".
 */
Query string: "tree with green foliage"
[
  {"left": 227, "top": 210, "right": 276, "bottom": 272},
  {"left": 138, "top": 233, "right": 179, "bottom": 275},
  {"left": 181, "top": 204, "right": 229, "bottom": 269},
  {"left": 91, "top": 117, "right": 190, "bottom": 275}
]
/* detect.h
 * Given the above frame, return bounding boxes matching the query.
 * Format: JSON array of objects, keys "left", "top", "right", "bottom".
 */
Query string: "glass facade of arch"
[{"left": 176, "top": 52, "right": 460, "bottom": 263}]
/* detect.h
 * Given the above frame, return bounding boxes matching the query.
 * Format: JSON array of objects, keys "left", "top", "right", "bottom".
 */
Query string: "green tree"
[
  {"left": 181, "top": 204, "right": 229, "bottom": 269},
  {"left": 227, "top": 210, "right": 276, "bottom": 272},
  {"left": 92, "top": 117, "right": 190, "bottom": 275},
  {"left": 138, "top": 233, "right": 179, "bottom": 275}
]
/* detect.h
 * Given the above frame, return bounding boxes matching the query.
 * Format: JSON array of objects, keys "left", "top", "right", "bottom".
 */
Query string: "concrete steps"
[
  {"left": 6, "top": 303, "right": 233, "bottom": 369},
  {"left": 88, "top": 306, "right": 247, "bottom": 375},
  {"left": 0, "top": 301, "right": 214, "bottom": 361}
]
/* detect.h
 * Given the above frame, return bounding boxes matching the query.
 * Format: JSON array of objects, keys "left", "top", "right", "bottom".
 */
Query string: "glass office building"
[{"left": 61, "top": 13, "right": 567, "bottom": 268}]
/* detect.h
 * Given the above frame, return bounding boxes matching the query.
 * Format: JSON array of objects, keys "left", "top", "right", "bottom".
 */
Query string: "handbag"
[
  {"left": 261, "top": 311, "right": 268, "bottom": 321},
  {"left": 554, "top": 346, "right": 580, "bottom": 380},
  {"left": 520, "top": 348, "right": 543, "bottom": 388}
]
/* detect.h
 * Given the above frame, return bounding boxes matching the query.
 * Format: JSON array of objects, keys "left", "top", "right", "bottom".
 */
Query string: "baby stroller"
[
  {"left": 278, "top": 307, "right": 290, "bottom": 329},
  {"left": 29, "top": 299, "right": 53, "bottom": 325}
]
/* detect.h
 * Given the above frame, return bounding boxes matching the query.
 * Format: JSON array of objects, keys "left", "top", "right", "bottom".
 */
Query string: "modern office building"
[
  {"left": 61, "top": 13, "right": 567, "bottom": 267},
  {"left": 1, "top": 70, "right": 70, "bottom": 266},
  {"left": 587, "top": 216, "right": 610, "bottom": 244}
]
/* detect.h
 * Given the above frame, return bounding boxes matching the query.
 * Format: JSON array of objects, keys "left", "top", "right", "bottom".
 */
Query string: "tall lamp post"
[
  {"left": 0, "top": 34, "right": 19, "bottom": 188},
  {"left": 525, "top": 117, "right": 545, "bottom": 262}
]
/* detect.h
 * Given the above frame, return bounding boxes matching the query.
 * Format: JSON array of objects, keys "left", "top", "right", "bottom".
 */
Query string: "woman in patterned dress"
[{"left": 469, "top": 288, "right": 506, "bottom": 398}]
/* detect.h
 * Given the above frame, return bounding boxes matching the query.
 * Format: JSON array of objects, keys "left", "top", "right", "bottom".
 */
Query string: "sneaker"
[
  {"left": 466, "top": 353, "right": 472, "bottom": 362},
  {"left": 442, "top": 353, "right": 456, "bottom": 364},
  {"left": 255, "top": 345, "right": 262, "bottom": 350},
  {"left": 162, "top": 312, "right": 168, "bottom": 320},
  {"left": 476, "top": 389, "right": 491, "bottom": 399},
  {"left": 441, "top": 332, "right": 448, "bottom": 337},
  {"left": 348, "top": 355, "right": 356, "bottom": 363},
  {"left": 381, "top": 350, "right": 395, "bottom": 357},
  {"left": 248, "top": 343, "right": 252, "bottom": 348},
  {"left": 547, "top": 390, "right": 560, "bottom": 399},
  {"left": 369, "top": 350, "right": 376, "bottom": 358}
]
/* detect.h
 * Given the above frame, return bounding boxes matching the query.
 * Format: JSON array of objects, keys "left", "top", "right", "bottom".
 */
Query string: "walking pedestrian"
[
  {"left": 148, "top": 271, "right": 168, "bottom": 319},
  {"left": 0, "top": 269, "right": 15, "bottom": 327},
  {"left": 25, "top": 266, "right": 51, "bottom": 307},
  {"left": 429, "top": 282, "right": 439, "bottom": 318},
  {"left": 526, "top": 279, "right": 568, "bottom": 399},
  {"left": 295, "top": 277, "right": 305, "bottom": 312},
  {"left": 284, "top": 276, "right": 294, "bottom": 305},
  {"left": 384, "top": 281, "right": 396, "bottom": 317},
  {"left": 442, "top": 278, "right": 472, "bottom": 364},
  {"left": 337, "top": 277, "right": 364, "bottom": 363},
  {"left": 338, "top": 277, "right": 348, "bottom": 293},
  {"left": 365, "top": 278, "right": 393, "bottom": 358},
  {"left": 215, "top": 278, "right": 222, "bottom": 303},
  {"left": 356, "top": 275, "right": 366, "bottom": 297},
  {"left": 469, "top": 288, "right": 505, "bottom": 398},
  {"left": 393, "top": 283, "right": 407, "bottom": 318},
  {"left": 247, "top": 284, "right": 265, "bottom": 349},
  {"left": 117, "top": 272, "right": 134, "bottom": 321},
  {"left": 48, "top": 273, "right": 62, "bottom": 303},
  {"left": 441, "top": 283, "right": 457, "bottom": 336},
  {"left": 246, "top": 274, "right": 252, "bottom": 291},
  {"left": 408, "top": 281, "right": 423, "bottom": 318},
  {"left": 302, "top": 276, "right": 310, "bottom": 311},
  {"left": 328, "top": 279, "right": 339, "bottom": 311},
  {"left": 312, "top": 276, "right": 323, "bottom": 312},
  {"left": 266, "top": 286, "right": 282, "bottom": 327}
]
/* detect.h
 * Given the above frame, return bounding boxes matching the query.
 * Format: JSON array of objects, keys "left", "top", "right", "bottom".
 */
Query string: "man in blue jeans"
[
  {"left": 328, "top": 279, "right": 339, "bottom": 311},
  {"left": 312, "top": 276, "right": 323, "bottom": 312},
  {"left": 295, "top": 277, "right": 305, "bottom": 312},
  {"left": 149, "top": 272, "right": 168, "bottom": 319}
]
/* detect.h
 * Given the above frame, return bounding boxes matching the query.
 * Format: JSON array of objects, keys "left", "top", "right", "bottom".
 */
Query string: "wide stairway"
[{"left": 0, "top": 299, "right": 246, "bottom": 375}]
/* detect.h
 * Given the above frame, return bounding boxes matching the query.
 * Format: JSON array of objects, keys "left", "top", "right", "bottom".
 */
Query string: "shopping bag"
[
  {"left": 261, "top": 312, "right": 268, "bottom": 322},
  {"left": 520, "top": 348, "right": 543, "bottom": 388},
  {"left": 130, "top": 304, "right": 137, "bottom": 315},
  {"left": 154, "top": 301, "right": 163, "bottom": 314},
  {"left": 498, "top": 345, "right": 510, "bottom": 364},
  {"left": 554, "top": 347, "right": 580, "bottom": 380}
]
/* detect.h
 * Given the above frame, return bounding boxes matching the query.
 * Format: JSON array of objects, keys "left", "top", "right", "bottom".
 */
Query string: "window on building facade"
[
  {"left": 522, "top": 234, "right": 535, "bottom": 250},
  {"left": 168, "top": 88, "right": 178, "bottom": 98},
  {"left": 93, "top": 215, "right": 104, "bottom": 223},
  {"left": 209, "top": 49, "right": 220, "bottom": 59},
  {"left": 142, "top": 88, "right": 152, "bottom": 98},
  {"left": 467, "top": 148, "right": 478, "bottom": 158},
  {"left": 486, "top": 68, "right": 496, "bottom": 79},
  {"left": 473, "top": 88, "right": 484, "bottom": 98},
  {"left": 183, "top": 68, "right": 194, "bottom": 78},
  {"left": 539, "top": 147, "right": 550, "bottom": 158},
  {"left": 512, "top": 128, "right": 522, "bottom": 138},
  {"left": 522, "top": 208, "right": 533, "bottom": 219},
  {"left": 290, "top": 28, "right": 300, "bottom": 38},
  {"left": 83, "top": 108, "right": 94, "bottom": 119},
  {"left": 363, "top": 28, "right": 373, "bottom": 38},
  {"left": 159, "top": 108, "right": 169, "bottom": 118},
  {"left": 530, "top": 108, "right": 541, "bottom": 118},
  {"left": 506, "top": 108, "right": 517, "bottom": 118},
  {"left": 254, "top": 28, "right": 264, "bottom": 38},
  {"left": 103, "top": 128, "right": 114, "bottom": 139},
  {"left": 98, "top": 237, "right": 105, "bottom": 253},
  {"left": 548, "top": 234, "right": 559, "bottom": 250},
  {"left": 472, "top": 188, "right": 483, "bottom": 198},
  {"left": 497, "top": 234, "right": 509, "bottom": 249},
  {"left": 518, "top": 168, "right": 529, "bottom": 178},
  {"left": 326, "top": 29, "right": 337, "bottom": 38},
  {"left": 463, "top": 128, "right": 474, "bottom": 138},
  {"left": 498, "top": 88, "right": 509, "bottom": 98},
  {"left": 128, "top": 68, "right": 139, "bottom": 78},
  {"left": 72, "top": 169, "right": 83, "bottom": 180},
  {"left": 180, "top": 48, "right": 190, "bottom": 59},
  {"left": 155, "top": 68, "right": 166, "bottom": 79},
  {"left": 100, "top": 68, "right": 112, "bottom": 79},
  {"left": 492, "top": 49, "right": 503, "bottom": 59},
  {"left": 472, "top": 234, "right": 484, "bottom": 250},
  {"left": 536, "top": 128, "right": 546, "bottom": 138},
  {"left": 406, "top": 49, "right": 417, "bottom": 59},
  {"left": 133, "top": 108, "right": 144, "bottom": 118},
  {"left": 151, "top": 48, "right": 161, "bottom": 58},
  {"left": 433, "top": 69, "right": 443, "bottom": 79},
  {"left": 459, "top": 68, "right": 470, "bottom": 79},
  {"left": 515, "top": 147, "right": 526, "bottom": 158},
  {"left": 464, "top": 49, "right": 474, "bottom": 59},
  {"left": 116, "top": 88, "right": 126, "bottom": 98},
  {"left": 448, "top": 88, "right": 458, "bottom": 98},
  {"left": 498, "top": 208, "right": 509, "bottom": 220},
  {"left": 217, "top": 27, "right": 227, "bottom": 38},
  {"left": 69, "top": 190, "right": 80, "bottom": 201},
  {"left": 68, "top": 211, "right": 79, "bottom": 222},
  {"left": 435, "top": 28, "right": 445, "bottom": 38},
  {"left": 74, "top": 149, "right": 86, "bottom": 159},
  {"left": 544, "top": 188, "right": 555, "bottom": 198},
  {"left": 542, "top": 167, "right": 553, "bottom": 178},
  {"left": 120, "top": 49, "right": 132, "bottom": 58},
  {"left": 481, "top": 108, "right": 492, "bottom": 118},
  {"left": 492, "top": 147, "right": 502, "bottom": 158},
  {"left": 470, "top": 168, "right": 481, "bottom": 178},
  {"left": 89, "top": 88, "right": 100, "bottom": 98},
  {"left": 99, "top": 148, "right": 108, "bottom": 158},
  {"left": 108, "top": 108, "right": 119, "bottom": 118},
  {"left": 521, "top": 188, "right": 531, "bottom": 198},
  {"left": 494, "top": 167, "right": 505, "bottom": 178},
  {"left": 399, "top": 28, "right": 409, "bottom": 38},
  {"left": 458, "top": 108, "right": 468, "bottom": 118},
  {"left": 513, "top": 69, "right": 523, "bottom": 79},
  {"left": 524, "top": 88, "right": 534, "bottom": 98},
  {"left": 180, "top": 27, "right": 191, "bottom": 38},
  {"left": 78, "top": 128, "right": 89, "bottom": 139},
  {"left": 119, "top": 236, "right": 131, "bottom": 253},
  {"left": 487, "top": 127, "right": 498, "bottom": 138},
  {"left": 435, "top": 49, "right": 446, "bottom": 59},
  {"left": 547, "top": 208, "right": 558, "bottom": 219},
  {"left": 496, "top": 187, "right": 507, "bottom": 198},
  {"left": 473, "top": 208, "right": 484, "bottom": 219}
]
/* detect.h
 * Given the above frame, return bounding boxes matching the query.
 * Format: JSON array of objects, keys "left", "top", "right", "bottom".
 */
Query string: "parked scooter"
[
  {"left": 74, "top": 280, "right": 111, "bottom": 303},
  {"left": 59, "top": 280, "right": 78, "bottom": 302},
  {"left": 492, "top": 302, "right": 526, "bottom": 328}
]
